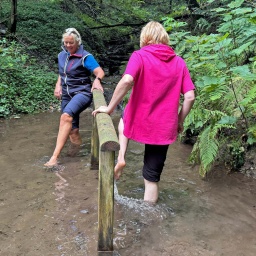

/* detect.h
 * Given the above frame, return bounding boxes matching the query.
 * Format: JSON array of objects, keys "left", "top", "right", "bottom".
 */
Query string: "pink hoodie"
[{"left": 123, "top": 44, "right": 195, "bottom": 145}]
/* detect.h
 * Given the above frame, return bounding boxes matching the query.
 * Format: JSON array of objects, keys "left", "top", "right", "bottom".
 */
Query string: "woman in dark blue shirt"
[{"left": 45, "top": 28, "right": 104, "bottom": 167}]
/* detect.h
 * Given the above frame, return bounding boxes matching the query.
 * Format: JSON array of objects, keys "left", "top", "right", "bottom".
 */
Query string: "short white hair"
[{"left": 62, "top": 28, "right": 82, "bottom": 45}]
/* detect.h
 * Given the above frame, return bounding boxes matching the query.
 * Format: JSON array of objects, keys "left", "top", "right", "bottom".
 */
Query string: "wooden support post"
[
  {"left": 91, "top": 90, "right": 120, "bottom": 254},
  {"left": 98, "top": 151, "right": 114, "bottom": 252},
  {"left": 91, "top": 117, "right": 99, "bottom": 170}
]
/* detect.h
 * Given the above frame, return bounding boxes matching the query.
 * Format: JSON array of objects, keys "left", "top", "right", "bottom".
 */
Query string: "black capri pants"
[{"left": 142, "top": 144, "right": 169, "bottom": 182}]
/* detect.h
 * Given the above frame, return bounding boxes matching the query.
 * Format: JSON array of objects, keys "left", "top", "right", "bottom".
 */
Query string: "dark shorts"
[
  {"left": 61, "top": 92, "right": 92, "bottom": 129},
  {"left": 142, "top": 144, "right": 169, "bottom": 182}
]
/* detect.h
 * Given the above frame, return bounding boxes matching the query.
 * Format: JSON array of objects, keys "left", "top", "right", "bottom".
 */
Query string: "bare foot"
[
  {"left": 114, "top": 161, "right": 126, "bottom": 180},
  {"left": 44, "top": 156, "right": 58, "bottom": 167}
]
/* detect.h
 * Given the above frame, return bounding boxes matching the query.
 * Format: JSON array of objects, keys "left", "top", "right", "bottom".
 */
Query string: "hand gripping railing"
[{"left": 91, "top": 90, "right": 120, "bottom": 255}]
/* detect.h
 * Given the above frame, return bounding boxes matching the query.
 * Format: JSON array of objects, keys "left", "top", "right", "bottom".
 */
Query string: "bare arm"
[
  {"left": 54, "top": 75, "right": 62, "bottom": 100},
  {"left": 91, "top": 67, "right": 105, "bottom": 92},
  {"left": 92, "top": 74, "right": 134, "bottom": 116},
  {"left": 178, "top": 90, "right": 195, "bottom": 133}
]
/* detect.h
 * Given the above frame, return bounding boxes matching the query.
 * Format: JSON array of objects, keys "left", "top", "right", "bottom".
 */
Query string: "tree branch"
[{"left": 89, "top": 21, "right": 147, "bottom": 29}]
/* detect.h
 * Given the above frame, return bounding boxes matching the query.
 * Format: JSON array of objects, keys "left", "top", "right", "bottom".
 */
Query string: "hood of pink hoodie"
[{"left": 141, "top": 44, "right": 176, "bottom": 62}]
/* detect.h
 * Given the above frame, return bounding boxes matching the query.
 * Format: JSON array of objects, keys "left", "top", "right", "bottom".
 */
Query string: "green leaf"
[
  {"left": 231, "top": 7, "right": 252, "bottom": 15},
  {"left": 249, "top": 16, "right": 256, "bottom": 24},
  {"left": 228, "top": 0, "right": 244, "bottom": 9},
  {"left": 231, "top": 41, "right": 253, "bottom": 55},
  {"left": 247, "top": 136, "right": 256, "bottom": 145},
  {"left": 230, "top": 65, "right": 256, "bottom": 81},
  {"left": 218, "top": 116, "right": 237, "bottom": 125},
  {"left": 209, "top": 91, "right": 224, "bottom": 101},
  {"left": 214, "top": 7, "right": 226, "bottom": 13},
  {"left": 216, "top": 62, "right": 227, "bottom": 69},
  {"left": 199, "top": 54, "right": 218, "bottom": 61},
  {"left": 217, "top": 33, "right": 230, "bottom": 42},
  {"left": 223, "top": 14, "right": 232, "bottom": 22},
  {"left": 199, "top": 126, "right": 219, "bottom": 176},
  {"left": 213, "top": 38, "right": 233, "bottom": 50},
  {"left": 202, "top": 76, "right": 219, "bottom": 86}
]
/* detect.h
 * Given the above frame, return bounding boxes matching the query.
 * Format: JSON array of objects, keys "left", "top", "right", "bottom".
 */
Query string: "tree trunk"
[
  {"left": 10, "top": 0, "right": 17, "bottom": 34},
  {"left": 186, "top": 0, "right": 200, "bottom": 12}
]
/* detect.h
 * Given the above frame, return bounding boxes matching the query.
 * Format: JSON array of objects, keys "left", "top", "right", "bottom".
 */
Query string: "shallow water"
[{"left": 0, "top": 109, "right": 255, "bottom": 256}]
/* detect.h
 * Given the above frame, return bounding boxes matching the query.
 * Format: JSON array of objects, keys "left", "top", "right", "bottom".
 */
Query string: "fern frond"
[
  {"left": 189, "top": 139, "right": 201, "bottom": 164},
  {"left": 200, "top": 126, "right": 219, "bottom": 167},
  {"left": 240, "top": 86, "right": 256, "bottom": 106},
  {"left": 199, "top": 164, "right": 212, "bottom": 177},
  {"left": 197, "top": 123, "right": 236, "bottom": 177}
]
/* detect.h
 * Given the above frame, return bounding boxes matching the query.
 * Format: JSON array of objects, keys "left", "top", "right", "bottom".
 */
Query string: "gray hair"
[{"left": 62, "top": 28, "right": 82, "bottom": 45}]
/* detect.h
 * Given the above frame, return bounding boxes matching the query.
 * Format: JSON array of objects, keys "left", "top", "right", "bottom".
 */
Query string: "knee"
[{"left": 60, "top": 113, "right": 73, "bottom": 123}]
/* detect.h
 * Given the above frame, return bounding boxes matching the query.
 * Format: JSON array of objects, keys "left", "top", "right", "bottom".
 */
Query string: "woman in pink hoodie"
[{"left": 92, "top": 21, "right": 195, "bottom": 204}]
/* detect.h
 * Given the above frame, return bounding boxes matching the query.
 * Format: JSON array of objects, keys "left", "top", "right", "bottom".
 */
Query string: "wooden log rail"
[{"left": 91, "top": 90, "right": 120, "bottom": 255}]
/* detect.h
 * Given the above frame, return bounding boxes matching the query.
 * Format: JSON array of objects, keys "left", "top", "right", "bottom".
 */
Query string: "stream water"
[{"left": 0, "top": 109, "right": 255, "bottom": 256}]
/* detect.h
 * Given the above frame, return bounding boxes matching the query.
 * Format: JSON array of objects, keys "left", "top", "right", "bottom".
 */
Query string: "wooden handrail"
[{"left": 91, "top": 89, "right": 120, "bottom": 255}]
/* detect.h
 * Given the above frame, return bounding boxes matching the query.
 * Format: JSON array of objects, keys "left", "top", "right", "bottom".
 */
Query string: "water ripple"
[{"left": 114, "top": 182, "right": 175, "bottom": 221}]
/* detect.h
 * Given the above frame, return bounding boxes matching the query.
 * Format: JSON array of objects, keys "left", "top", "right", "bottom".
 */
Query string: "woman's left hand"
[{"left": 92, "top": 106, "right": 110, "bottom": 117}]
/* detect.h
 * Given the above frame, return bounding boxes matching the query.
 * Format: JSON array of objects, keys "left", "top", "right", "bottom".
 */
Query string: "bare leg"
[
  {"left": 67, "top": 128, "right": 82, "bottom": 157},
  {"left": 144, "top": 179, "right": 159, "bottom": 204},
  {"left": 114, "top": 118, "right": 129, "bottom": 180},
  {"left": 44, "top": 113, "right": 73, "bottom": 167},
  {"left": 69, "top": 128, "right": 82, "bottom": 145}
]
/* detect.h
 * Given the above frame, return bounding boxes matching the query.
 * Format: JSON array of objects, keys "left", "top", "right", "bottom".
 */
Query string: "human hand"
[
  {"left": 54, "top": 89, "right": 62, "bottom": 100},
  {"left": 114, "top": 162, "right": 125, "bottom": 180},
  {"left": 91, "top": 79, "right": 104, "bottom": 93},
  {"left": 54, "top": 80, "right": 62, "bottom": 100},
  {"left": 92, "top": 106, "right": 110, "bottom": 117}
]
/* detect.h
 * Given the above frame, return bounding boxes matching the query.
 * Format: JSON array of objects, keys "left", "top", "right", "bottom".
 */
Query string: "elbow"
[
  {"left": 94, "top": 67, "right": 105, "bottom": 78},
  {"left": 190, "top": 95, "right": 195, "bottom": 104},
  {"left": 185, "top": 90, "right": 195, "bottom": 103},
  {"left": 122, "top": 74, "right": 134, "bottom": 89}
]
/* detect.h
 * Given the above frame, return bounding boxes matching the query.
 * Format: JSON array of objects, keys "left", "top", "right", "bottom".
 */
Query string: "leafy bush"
[
  {"left": 0, "top": 0, "right": 87, "bottom": 69},
  {"left": 0, "top": 38, "right": 59, "bottom": 117},
  {"left": 164, "top": 0, "right": 256, "bottom": 176}
]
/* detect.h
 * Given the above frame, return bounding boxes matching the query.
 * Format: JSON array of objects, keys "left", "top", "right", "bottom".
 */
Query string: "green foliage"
[
  {"left": 0, "top": 0, "right": 190, "bottom": 73},
  {"left": 191, "top": 126, "right": 219, "bottom": 176},
  {"left": 59, "top": 0, "right": 174, "bottom": 72},
  {"left": 0, "top": 0, "right": 188, "bottom": 119},
  {"left": 225, "top": 142, "right": 246, "bottom": 171},
  {"left": 0, "top": 38, "right": 58, "bottom": 117},
  {"left": 0, "top": 0, "right": 86, "bottom": 69},
  {"left": 164, "top": 0, "right": 256, "bottom": 176}
]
